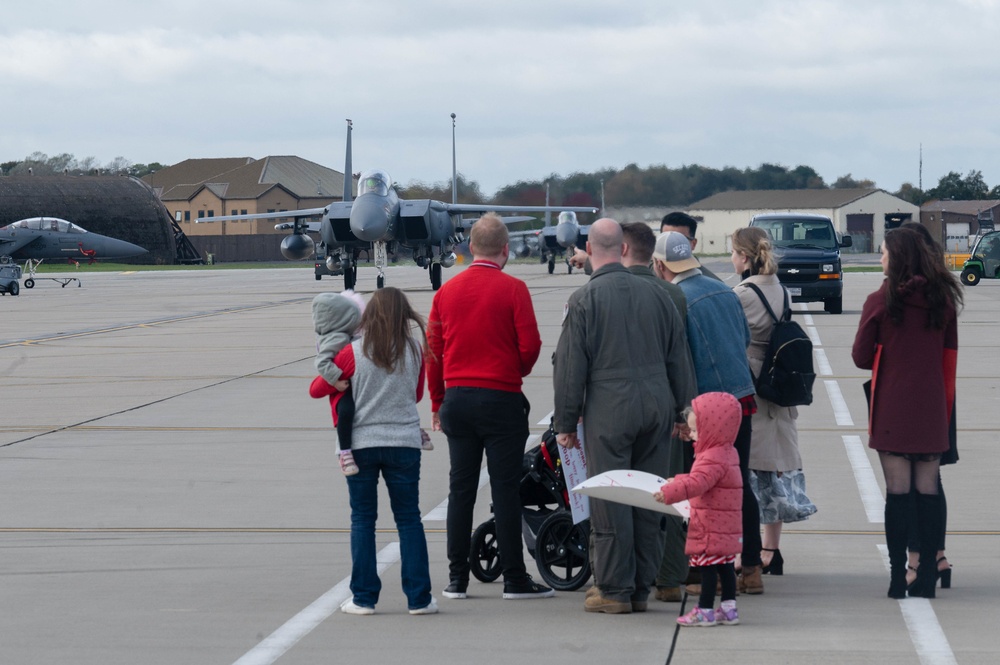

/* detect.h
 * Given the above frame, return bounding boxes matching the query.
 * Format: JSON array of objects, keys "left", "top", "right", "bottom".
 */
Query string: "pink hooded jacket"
[{"left": 658, "top": 392, "right": 743, "bottom": 558}]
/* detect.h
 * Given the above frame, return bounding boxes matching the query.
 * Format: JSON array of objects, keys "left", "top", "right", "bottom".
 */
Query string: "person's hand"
[
  {"left": 653, "top": 491, "right": 664, "bottom": 504},
  {"left": 333, "top": 379, "right": 350, "bottom": 392},
  {"left": 568, "top": 248, "right": 588, "bottom": 270},
  {"left": 556, "top": 431, "right": 580, "bottom": 449},
  {"left": 431, "top": 412, "right": 442, "bottom": 432}
]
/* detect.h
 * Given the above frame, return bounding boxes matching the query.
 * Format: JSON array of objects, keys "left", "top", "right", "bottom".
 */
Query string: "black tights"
[
  {"left": 696, "top": 563, "right": 737, "bottom": 609},
  {"left": 335, "top": 388, "right": 355, "bottom": 451},
  {"left": 879, "top": 452, "right": 940, "bottom": 496}
]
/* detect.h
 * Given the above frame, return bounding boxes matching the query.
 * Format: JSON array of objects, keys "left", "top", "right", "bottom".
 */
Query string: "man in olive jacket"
[{"left": 553, "top": 218, "right": 696, "bottom": 614}]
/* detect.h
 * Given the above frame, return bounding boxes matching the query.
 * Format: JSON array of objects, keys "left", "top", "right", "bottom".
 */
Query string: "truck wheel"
[
  {"left": 824, "top": 296, "right": 843, "bottom": 314},
  {"left": 961, "top": 268, "right": 981, "bottom": 286}
]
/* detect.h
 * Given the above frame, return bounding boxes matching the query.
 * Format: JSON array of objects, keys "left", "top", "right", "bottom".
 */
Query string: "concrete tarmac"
[{"left": 1, "top": 259, "right": 998, "bottom": 664}]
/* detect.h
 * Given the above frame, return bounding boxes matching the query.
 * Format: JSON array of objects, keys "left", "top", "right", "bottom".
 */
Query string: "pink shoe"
[
  {"left": 714, "top": 605, "right": 740, "bottom": 625},
  {"left": 339, "top": 450, "right": 359, "bottom": 476},
  {"left": 677, "top": 607, "right": 716, "bottom": 627}
]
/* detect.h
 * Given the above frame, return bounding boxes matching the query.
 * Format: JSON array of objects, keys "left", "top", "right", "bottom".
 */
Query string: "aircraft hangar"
[{"left": 0, "top": 175, "right": 178, "bottom": 264}]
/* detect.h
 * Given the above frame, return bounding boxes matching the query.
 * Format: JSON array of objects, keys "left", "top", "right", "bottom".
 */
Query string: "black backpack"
[{"left": 745, "top": 283, "right": 815, "bottom": 407}]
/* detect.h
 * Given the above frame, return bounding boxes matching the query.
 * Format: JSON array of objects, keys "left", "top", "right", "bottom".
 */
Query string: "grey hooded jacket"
[{"left": 312, "top": 292, "right": 361, "bottom": 386}]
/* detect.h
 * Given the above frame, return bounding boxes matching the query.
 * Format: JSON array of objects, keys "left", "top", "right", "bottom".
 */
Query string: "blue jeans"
[{"left": 345, "top": 446, "right": 432, "bottom": 610}]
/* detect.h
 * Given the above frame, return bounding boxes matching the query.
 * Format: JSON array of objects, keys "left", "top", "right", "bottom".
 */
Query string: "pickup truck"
[{"left": 749, "top": 213, "right": 852, "bottom": 314}]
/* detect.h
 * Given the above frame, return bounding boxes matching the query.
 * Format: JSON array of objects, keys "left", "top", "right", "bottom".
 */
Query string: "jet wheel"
[
  {"left": 377, "top": 275, "right": 385, "bottom": 289},
  {"left": 547, "top": 258, "right": 555, "bottom": 275},
  {"left": 430, "top": 263, "right": 442, "bottom": 290},
  {"left": 343, "top": 265, "right": 356, "bottom": 290},
  {"left": 470, "top": 518, "right": 502, "bottom": 583},
  {"left": 24, "top": 278, "right": 34, "bottom": 289},
  {"left": 533, "top": 512, "right": 591, "bottom": 591}
]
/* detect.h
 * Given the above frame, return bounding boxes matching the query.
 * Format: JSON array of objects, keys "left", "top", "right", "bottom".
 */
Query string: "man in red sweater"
[{"left": 427, "top": 213, "right": 553, "bottom": 600}]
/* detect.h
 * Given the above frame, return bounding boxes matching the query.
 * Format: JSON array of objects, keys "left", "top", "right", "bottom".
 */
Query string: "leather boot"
[
  {"left": 908, "top": 493, "right": 942, "bottom": 599},
  {"left": 738, "top": 565, "right": 763, "bottom": 594},
  {"left": 885, "top": 493, "right": 909, "bottom": 599}
]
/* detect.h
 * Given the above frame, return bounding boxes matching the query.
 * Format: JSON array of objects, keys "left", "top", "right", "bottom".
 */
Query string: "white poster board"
[
  {"left": 571, "top": 469, "right": 690, "bottom": 519},
  {"left": 557, "top": 422, "right": 590, "bottom": 524}
]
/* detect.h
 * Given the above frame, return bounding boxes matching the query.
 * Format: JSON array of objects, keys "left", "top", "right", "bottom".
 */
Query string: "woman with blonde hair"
[{"left": 730, "top": 227, "right": 817, "bottom": 581}]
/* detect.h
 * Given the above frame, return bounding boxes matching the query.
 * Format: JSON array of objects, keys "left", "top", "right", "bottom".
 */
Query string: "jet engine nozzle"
[
  {"left": 280, "top": 234, "right": 315, "bottom": 261},
  {"left": 513, "top": 241, "right": 530, "bottom": 258},
  {"left": 440, "top": 252, "right": 457, "bottom": 269}
]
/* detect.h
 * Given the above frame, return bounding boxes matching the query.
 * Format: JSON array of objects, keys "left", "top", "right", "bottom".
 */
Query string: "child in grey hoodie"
[{"left": 309, "top": 290, "right": 366, "bottom": 475}]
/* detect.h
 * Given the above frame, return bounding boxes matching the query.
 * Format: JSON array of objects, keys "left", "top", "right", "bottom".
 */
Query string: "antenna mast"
[{"left": 451, "top": 113, "right": 458, "bottom": 204}]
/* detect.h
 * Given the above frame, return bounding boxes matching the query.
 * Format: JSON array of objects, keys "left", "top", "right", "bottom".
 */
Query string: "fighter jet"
[
  {"left": 509, "top": 182, "right": 590, "bottom": 274},
  {"left": 200, "top": 115, "right": 596, "bottom": 291},
  {"left": 0, "top": 217, "right": 148, "bottom": 291}
]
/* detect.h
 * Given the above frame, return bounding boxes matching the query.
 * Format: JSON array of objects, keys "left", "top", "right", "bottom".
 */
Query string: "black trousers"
[
  {"left": 440, "top": 387, "right": 530, "bottom": 583},
  {"left": 733, "top": 414, "right": 762, "bottom": 567},
  {"left": 335, "top": 388, "right": 355, "bottom": 451}
]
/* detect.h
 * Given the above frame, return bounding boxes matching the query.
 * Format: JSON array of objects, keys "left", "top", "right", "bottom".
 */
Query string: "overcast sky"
[{"left": 3, "top": 1, "right": 1000, "bottom": 197}]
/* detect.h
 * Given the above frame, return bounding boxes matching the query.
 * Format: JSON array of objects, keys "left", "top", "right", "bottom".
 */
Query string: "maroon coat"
[
  {"left": 658, "top": 392, "right": 743, "bottom": 558},
  {"left": 852, "top": 279, "right": 958, "bottom": 455}
]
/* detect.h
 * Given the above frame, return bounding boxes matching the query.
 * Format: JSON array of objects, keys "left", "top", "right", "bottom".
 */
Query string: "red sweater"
[
  {"left": 426, "top": 261, "right": 541, "bottom": 411},
  {"left": 309, "top": 344, "right": 425, "bottom": 425}
]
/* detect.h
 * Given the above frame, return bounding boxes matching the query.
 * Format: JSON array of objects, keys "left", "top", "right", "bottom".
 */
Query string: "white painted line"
[
  {"left": 538, "top": 411, "right": 554, "bottom": 426},
  {"left": 825, "top": 380, "right": 854, "bottom": 426},
  {"left": 843, "top": 435, "right": 884, "bottom": 523},
  {"left": 802, "top": 312, "right": 815, "bottom": 327},
  {"left": 233, "top": 543, "right": 401, "bottom": 665},
  {"left": 876, "top": 545, "right": 957, "bottom": 665},
  {"left": 814, "top": 348, "right": 832, "bottom": 376},
  {"left": 805, "top": 326, "right": 821, "bottom": 346}
]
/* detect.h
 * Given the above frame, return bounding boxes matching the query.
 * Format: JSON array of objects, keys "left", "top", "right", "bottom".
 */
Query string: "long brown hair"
[
  {"left": 360, "top": 287, "right": 427, "bottom": 371},
  {"left": 883, "top": 226, "right": 963, "bottom": 329}
]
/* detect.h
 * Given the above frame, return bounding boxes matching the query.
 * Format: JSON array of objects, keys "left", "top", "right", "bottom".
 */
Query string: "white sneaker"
[
  {"left": 340, "top": 599, "right": 375, "bottom": 615},
  {"left": 339, "top": 450, "right": 359, "bottom": 476},
  {"left": 409, "top": 597, "right": 439, "bottom": 615}
]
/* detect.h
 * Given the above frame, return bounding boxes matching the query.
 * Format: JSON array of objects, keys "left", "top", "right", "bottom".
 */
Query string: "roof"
[
  {"left": 142, "top": 156, "right": 346, "bottom": 203},
  {"left": 920, "top": 199, "right": 1000, "bottom": 215},
  {"left": 688, "top": 188, "right": 883, "bottom": 211}
]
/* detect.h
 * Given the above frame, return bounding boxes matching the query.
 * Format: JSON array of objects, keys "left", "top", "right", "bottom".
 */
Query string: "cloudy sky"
[{"left": 3, "top": 1, "right": 1000, "bottom": 197}]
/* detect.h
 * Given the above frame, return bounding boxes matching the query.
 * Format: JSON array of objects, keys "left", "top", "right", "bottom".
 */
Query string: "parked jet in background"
[
  {"left": 200, "top": 116, "right": 596, "bottom": 291},
  {"left": 0, "top": 217, "right": 148, "bottom": 290},
  {"left": 537, "top": 210, "right": 588, "bottom": 274}
]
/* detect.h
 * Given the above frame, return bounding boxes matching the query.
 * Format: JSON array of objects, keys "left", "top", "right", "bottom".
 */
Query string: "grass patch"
[{"left": 29, "top": 261, "right": 315, "bottom": 273}]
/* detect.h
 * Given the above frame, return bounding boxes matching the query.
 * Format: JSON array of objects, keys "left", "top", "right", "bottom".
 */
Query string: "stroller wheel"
[
  {"left": 470, "top": 519, "right": 503, "bottom": 583},
  {"left": 534, "top": 512, "right": 591, "bottom": 591}
]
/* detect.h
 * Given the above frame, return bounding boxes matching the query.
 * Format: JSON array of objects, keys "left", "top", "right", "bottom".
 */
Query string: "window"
[
  {"left": 241, "top": 209, "right": 247, "bottom": 215},
  {"left": 207, "top": 211, "right": 215, "bottom": 218},
  {"left": 197, "top": 210, "right": 205, "bottom": 219},
  {"left": 184, "top": 211, "right": 191, "bottom": 221},
  {"left": 175, "top": 211, "right": 183, "bottom": 222}
]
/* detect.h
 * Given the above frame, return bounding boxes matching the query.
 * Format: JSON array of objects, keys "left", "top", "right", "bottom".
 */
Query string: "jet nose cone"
[
  {"left": 555, "top": 224, "right": 578, "bottom": 249},
  {"left": 106, "top": 237, "right": 148, "bottom": 258},
  {"left": 350, "top": 195, "right": 391, "bottom": 242}
]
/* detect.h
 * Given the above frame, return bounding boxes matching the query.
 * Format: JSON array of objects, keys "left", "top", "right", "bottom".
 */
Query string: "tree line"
[{"left": 6, "top": 151, "right": 999, "bottom": 211}]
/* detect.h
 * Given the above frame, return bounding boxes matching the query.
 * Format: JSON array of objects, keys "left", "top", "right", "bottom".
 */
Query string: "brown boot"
[
  {"left": 654, "top": 586, "right": 683, "bottom": 602},
  {"left": 738, "top": 565, "right": 764, "bottom": 595},
  {"left": 584, "top": 591, "right": 632, "bottom": 614}
]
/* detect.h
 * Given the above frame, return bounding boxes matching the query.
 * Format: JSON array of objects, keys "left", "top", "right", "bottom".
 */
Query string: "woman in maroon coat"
[{"left": 852, "top": 226, "right": 962, "bottom": 599}]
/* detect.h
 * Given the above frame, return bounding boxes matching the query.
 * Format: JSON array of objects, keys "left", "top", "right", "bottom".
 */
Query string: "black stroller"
[{"left": 469, "top": 424, "right": 592, "bottom": 591}]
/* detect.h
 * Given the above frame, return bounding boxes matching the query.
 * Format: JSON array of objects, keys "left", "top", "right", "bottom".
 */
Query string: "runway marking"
[
  {"left": 843, "top": 435, "right": 884, "bottom": 523},
  {"left": 814, "top": 348, "right": 832, "bottom": 376},
  {"left": 824, "top": 380, "right": 854, "bottom": 426},
  {"left": 233, "top": 542, "right": 400, "bottom": 665},
  {"left": 538, "top": 411, "right": 554, "bottom": 426},
  {"left": 876, "top": 545, "right": 957, "bottom": 665},
  {"left": 0, "top": 298, "right": 311, "bottom": 349}
]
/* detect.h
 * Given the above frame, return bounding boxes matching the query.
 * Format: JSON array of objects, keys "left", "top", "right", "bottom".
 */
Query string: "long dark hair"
[
  {"left": 883, "top": 226, "right": 963, "bottom": 329},
  {"left": 360, "top": 287, "right": 427, "bottom": 371}
]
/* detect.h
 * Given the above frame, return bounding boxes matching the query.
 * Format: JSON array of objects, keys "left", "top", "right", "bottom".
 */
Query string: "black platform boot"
[
  {"left": 885, "top": 493, "right": 909, "bottom": 599},
  {"left": 908, "top": 493, "right": 943, "bottom": 599}
]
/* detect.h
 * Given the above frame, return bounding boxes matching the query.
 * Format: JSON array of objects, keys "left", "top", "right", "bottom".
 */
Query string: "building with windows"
[
  {"left": 141, "top": 156, "right": 351, "bottom": 261},
  {"left": 920, "top": 199, "right": 1000, "bottom": 252}
]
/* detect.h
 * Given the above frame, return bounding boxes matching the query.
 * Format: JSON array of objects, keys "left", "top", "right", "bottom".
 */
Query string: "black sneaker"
[
  {"left": 442, "top": 581, "right": 468, "bottom": 599},
  {"left": 502, "top": 577, "right": 555, "bottom": 599}
]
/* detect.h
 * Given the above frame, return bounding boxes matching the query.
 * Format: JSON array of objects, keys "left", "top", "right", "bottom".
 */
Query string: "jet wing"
[
  {"left": 195, "top": 207, "right": 331, "bottom": 223},
  {"left": 0, "top": 234, "right": 41, "bottom": 255},
  {"left": 445, "top": 204, "right": 597, "bottom": 216}
]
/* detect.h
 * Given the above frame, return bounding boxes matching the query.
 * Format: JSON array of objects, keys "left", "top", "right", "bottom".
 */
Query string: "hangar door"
[{"left": 846, "top": 214, "right": 873, "bottom": 253}]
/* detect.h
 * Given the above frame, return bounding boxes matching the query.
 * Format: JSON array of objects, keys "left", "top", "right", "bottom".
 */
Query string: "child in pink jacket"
[{"left": 655, "top": 392, "right": 743, "bottom": 627}]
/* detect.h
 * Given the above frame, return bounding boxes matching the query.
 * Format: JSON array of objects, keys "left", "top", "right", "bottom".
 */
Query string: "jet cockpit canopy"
[
  {"left": 557, "top": 211, "right": 578, "bottom": 225},
  {"left": 2, "top": 217, "right": 88, "bottom": 233},
  {"left": 358, "top": 170, "right": 392, "bottom": 197}
]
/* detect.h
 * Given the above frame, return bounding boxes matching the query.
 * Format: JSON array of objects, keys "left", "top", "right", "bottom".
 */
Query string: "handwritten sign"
[
  {"left": 557, "top": 422, "right": 589, "bottom": 524},
  {"left": 571, "top": 469, "right": 690, "bottom": 518}
]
